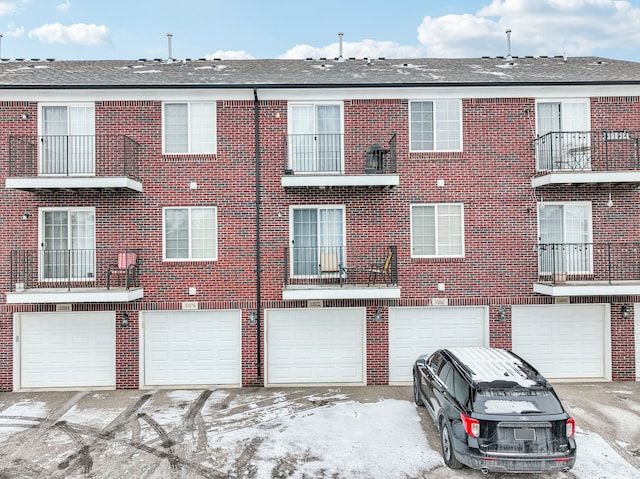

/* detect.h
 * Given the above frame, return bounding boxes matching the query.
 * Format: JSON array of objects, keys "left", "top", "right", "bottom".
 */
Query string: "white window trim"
[
  {"left": 537, "top": 201, "right": 593, "bottom": 275},
  {"left": 38, "top": 206, "right": 96, "bottom": 282},
  {"left": 534, "top": 99, "right": 590, "bottom": 136},
  {"left": 162, "top": 206, "right": 218, "bottom": 261},
  {"left": 288, "top": 204, "right": 347, "bottom": 277},
  {"left": 410, "top": 203, "right": 465, "bottom": 258},
  {"left": 409, "top": 99, "right": 463, "bottom": 153},
  {"left": 37, "top": 102, "right": 95, "bottom": 137},
  {"left": 536, "top": 201, "right": 593, "bottom": 242},
  {"left": 161, "top": 101, "right": 217, "bottom": 155},
  {"left": 287, "top": 101, "right": 345, "bottom": 172}
]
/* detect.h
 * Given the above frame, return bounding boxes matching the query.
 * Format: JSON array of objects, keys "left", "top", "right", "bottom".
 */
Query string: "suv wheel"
[
  {"left": 413, "top": 373, "right": 424, "bottom": 407},
  {"left": 440, "top": 421, "right": 463, "bottom": 469}
]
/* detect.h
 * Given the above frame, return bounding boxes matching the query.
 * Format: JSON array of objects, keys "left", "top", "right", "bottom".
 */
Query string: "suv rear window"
[{"left": 473, "top": 389, "right": 564, "bottom": 415}]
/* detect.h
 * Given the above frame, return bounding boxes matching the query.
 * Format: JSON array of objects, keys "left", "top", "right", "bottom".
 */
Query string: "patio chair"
[
  {"left": 107, "top": 252, "right": 137, "bottom": 290},
  {"left": 368, "top": 249, "right": 393, "bottom": 285}
]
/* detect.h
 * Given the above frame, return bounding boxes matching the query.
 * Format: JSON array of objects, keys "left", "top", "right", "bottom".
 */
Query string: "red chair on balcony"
[{"left": 107, "top": 252, "right": 137, "bottom": 290}]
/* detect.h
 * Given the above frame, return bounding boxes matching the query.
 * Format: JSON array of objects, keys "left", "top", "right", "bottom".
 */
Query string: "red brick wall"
[{"left": 1, "top": 94, "right": 639, "bottom": 390}]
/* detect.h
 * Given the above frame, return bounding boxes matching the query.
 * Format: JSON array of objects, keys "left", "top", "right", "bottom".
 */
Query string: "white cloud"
[
  {"left": 28, "top": 23, "right": 110, "bottom": 46},
  {"left": 416, "top": 0, "right": 640, "bottom": 58},
  {"left": 4, "top": 23, "right": 24, "bottom": 37},
  {"left": 280, "top": 40, "right": 424, "bottom": 60},
  {"left": 0, "top": 0, "right": 28, "bottom": 16},
  {"left": 56, "top": 0, "right": 71, "bottom": 12},
  {"left": 205, "top": 50, "right": 254, "bottom": 60}
]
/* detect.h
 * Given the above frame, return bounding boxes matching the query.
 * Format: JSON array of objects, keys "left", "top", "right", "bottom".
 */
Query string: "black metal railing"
[
  {"left": 534, "top": 130, "right": 640, "bottom": 172},
  {"left": 9, "top": 248, "right": 141, "bottom": 291},
  {"left": 8, "top": 135, "right": 142, "bottom": 179},
  {"left": 284, "top": 245, "right": 398, "bottom": 287},
  {"left": 283, "top": 133, "right": 397, "bottom": 175},
  {"left": 537, "top": 242, "right": 640, "bottom": 284}
]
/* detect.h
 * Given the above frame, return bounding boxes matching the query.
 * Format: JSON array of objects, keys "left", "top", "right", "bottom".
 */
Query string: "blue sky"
[{"left": 2, "top": 0, "right": 640, "bottom": 61}]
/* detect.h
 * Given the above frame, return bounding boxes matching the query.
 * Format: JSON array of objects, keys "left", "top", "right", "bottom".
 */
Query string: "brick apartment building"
[{"left": 1, "top": 55, "right": 639, "bottom": 391}]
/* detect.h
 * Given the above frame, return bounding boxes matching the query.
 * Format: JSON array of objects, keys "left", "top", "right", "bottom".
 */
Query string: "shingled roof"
[{"left": 0, "top": 56, "right": 639, "bottom": 89}]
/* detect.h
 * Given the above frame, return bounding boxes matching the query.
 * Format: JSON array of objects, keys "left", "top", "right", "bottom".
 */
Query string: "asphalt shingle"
[{"left": 0, "top": 56, "right": 639, "bottom": 88}]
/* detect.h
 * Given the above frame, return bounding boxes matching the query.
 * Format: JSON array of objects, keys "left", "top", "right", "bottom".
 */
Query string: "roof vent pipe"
[
  {"left": 505, "top": 28, "right": 512, "bottom": 60},
  {"left": 338, "top": 32, "right": 344, "bottom": 62},
  {"left": 0, "top": 33, "right": 3, "bottom": 59},
  {"left": 167, "top": 32, "right": 173, "bottom": 62}
]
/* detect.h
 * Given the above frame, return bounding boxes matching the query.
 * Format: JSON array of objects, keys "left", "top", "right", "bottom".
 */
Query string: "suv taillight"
[
  {"left": 461, "top": 412, "right": 480, "bottom": 437},
  {"left": 566, "top": 418, "right": 575, "bottom": 438}
]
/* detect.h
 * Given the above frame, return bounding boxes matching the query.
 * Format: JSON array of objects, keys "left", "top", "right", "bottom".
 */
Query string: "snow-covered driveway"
[{"left": 0, "top": 384, "right": 637, "bottom": 478}]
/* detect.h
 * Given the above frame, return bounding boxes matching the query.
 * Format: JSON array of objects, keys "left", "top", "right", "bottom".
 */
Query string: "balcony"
[
  {"left": 7, "top": 248, "right": 143, "bottom": 303},
  {"left": 282, "top": 245, "right": 400, "bottom": 300},
  {"left": 5, "top": 135, "right": 143, "bottom": 191},
  {"left": 281, "top": 133, "right": 399, "bottom": 188},
  {"left": 534, "top": 242, "right": 640, "bottom": 296},
  {"left": 532, "top": 130, "right": 640, "bottom": 187}
]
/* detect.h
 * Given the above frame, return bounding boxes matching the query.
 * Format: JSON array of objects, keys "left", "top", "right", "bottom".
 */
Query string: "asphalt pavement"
[{"left": 0, "top": 382, "right": 638, "bottom": 479}]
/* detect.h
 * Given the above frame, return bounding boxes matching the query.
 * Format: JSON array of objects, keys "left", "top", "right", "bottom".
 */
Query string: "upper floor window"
[
  {"left": 288, "top": 102, "right": 343, "bottom": 173},
  {"left": 535, "top": 100, "right": 590, "bottom": 171},
  {"left": 39, "top": 103, "right": 95, "bottom": 175},
  {"left": 410, "top": 100, "right": 461, "bottom": 151},
  {"left": 163, "top": 207, "right": 218, "bottom": 260},
  {"left": 163, "top": 102, "right": 216, "bottom": 154},
  {"left": 411, "top": 203, "right": 464, "bottom": 258}
]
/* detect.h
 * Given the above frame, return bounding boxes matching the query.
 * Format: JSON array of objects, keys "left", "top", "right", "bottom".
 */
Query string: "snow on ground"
[{"left": 0, "top": 390, "right": 638, "bottom": 478}]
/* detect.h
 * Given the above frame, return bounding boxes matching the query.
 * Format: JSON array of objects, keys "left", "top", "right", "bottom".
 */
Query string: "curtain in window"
[
  {"left": 410, "top": 102, "right": 434, "bottom": 151},
  {"left": 41, "top": 210, "right": 95, "bottom": 280},
  {"left": 164, "top": 104, "right": 189, "bottom": 154},
  {"left": 290, "top": 104, "right": 341, "bottom": 172},
  {"left": 412, "top": 204, "right": 463, "bottom": 256},
  {"left": 165, "top": 209, "right": 189, "bottom": 259},
  {"left": 316, "top": 105, "right": 341, "bottom": 172},
  {"left": 538, "top": 204, "right": 591, "bottom": 274},
  {"left": 190, "top": 208, "right": 216, "bottom": 258},
  {"left": 41, "top": 106, "right": 94, "bottom": 175},
  {"left": 292, "top": 207, "right": 344, "bottom": 276},
  {"left": 537, "top": 102, "right": 590, "bottom": 170},
  {"left": 189, "top": 103, "right": 216, "bottom": 153}
]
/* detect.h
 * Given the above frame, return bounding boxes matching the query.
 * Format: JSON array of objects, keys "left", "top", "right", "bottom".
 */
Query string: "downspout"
[{"left": 253, "top": 87, "right": 262, "bottom": 380}]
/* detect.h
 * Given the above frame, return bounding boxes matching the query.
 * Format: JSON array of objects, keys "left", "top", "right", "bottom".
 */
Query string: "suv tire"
[{"left": 441, "top": 420, "right": 463, "bottom": 469}]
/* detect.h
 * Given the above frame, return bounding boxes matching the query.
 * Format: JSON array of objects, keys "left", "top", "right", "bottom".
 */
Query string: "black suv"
[{"left": 413, "top": 347, "right": 576, "bottom": 474}]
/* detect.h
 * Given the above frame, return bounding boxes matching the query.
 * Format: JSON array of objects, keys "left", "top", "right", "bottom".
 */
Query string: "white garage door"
[
  {"left": 388, "top": 307, "right": 488, "bottom": 383},
  {"left": 512, "top": 304, "right": 609, "bottom": 380},
  {"left": 266, "top": 308, "right": 365, "bottom": 385},
  {"left": 19, "top": 312, "right": 115, "bottom": 388},
  {"left": 143, "top": 310, "right": 241, "bottom": 387}
]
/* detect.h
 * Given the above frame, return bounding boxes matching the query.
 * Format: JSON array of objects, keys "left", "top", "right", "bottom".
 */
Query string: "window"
[
  {"left": 410, "top": 100, "right": 461, "bottom": 151},
  {"left": 536, "top": 100, "right": 590, "bottom": 170},
  {"left": 290, "top": 205, "right": 345, "bottom": 276},
  {"left": 411, "top": 204, "right": 464, "bottom": 257},
  {"left": 39, "top": 103, "right": 95, "bottom": 174},
  {"left": 538, "top": 202, "right": 592, "bottom": 274},
  {"left": 163, "top": 102, "right": 216, "bottom": 154},
  {"left": 163, "top": 207, "right": 217, "bottom": 260},
  {"left": 40, "top": 208, "right": 95, "bottom": 281},
  {"left": 288, "top": 102, "right": 343, "bottom": 173}
]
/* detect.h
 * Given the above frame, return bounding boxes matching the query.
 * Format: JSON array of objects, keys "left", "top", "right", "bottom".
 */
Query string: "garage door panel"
[
  {"left": 389, "top": 307, "right": 488, "bottom": 383},
  {"left": 267, "top": 308, "right": 364, "bottom": 385},
  {"left": 144, "top": 310, "right": 241, "bottom": 386},
  {"left": 21, "top": 312, "right": 116, "bottom": 389},
  {"left": 512, "top": 305, "right": 606, "bottom": 379}
]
